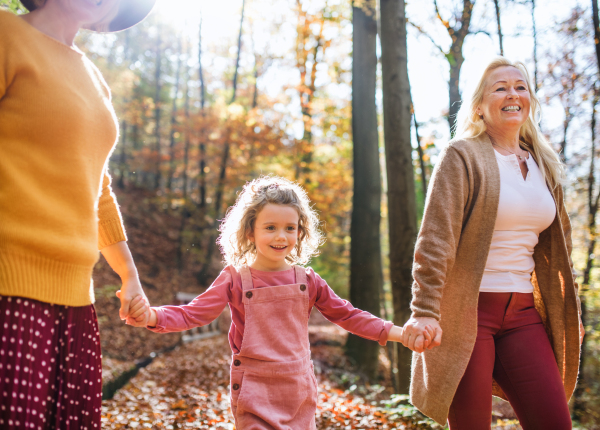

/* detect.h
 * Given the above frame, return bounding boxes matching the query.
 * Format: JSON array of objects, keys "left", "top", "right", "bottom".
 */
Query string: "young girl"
[{"left": 130, "top": 176, "right": 432, "bottom": 429}]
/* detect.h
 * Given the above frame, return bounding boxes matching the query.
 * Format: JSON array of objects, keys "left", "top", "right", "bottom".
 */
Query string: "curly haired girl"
[{"left": 134, "top": 176, "right": 430, "bottom": 429}]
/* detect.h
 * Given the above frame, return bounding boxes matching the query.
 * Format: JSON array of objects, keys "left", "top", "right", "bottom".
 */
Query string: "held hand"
[
  {"left": 116, "top": 277, "right": 148, "bottom": 322},
  {"left": 402, "top": 316, "right": 442, "bottom": 353},
  {"left": 388, "top": 325, "right": 433, "bottom": 351},
  {"left": 116, "top": 293, "right": 150, "bottom": 327}
]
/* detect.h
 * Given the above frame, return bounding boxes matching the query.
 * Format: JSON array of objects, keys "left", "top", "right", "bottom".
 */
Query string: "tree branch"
[{"left": 407, "top": 20, "right": 446, "bottom": 55}]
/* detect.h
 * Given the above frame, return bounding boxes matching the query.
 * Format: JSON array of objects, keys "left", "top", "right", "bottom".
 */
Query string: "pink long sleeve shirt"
[{"left": 148, "top": 266, "right": 393, "bottom": 353}]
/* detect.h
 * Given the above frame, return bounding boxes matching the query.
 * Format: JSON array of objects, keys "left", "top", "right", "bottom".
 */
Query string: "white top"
[{"left": 479, "top": 149, "right": 557, "bottom": 293}]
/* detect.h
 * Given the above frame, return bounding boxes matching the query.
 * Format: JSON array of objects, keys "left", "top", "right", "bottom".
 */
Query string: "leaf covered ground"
[
  {"left": 101, "top": 328, "right": 435, "bottom": 429},
  {"left": 101, "top": 317, "right": 524, "bottom": 429}
]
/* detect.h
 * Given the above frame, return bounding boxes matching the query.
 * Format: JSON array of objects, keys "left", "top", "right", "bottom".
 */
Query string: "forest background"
[{"left": 2, "top": 0, "right": 600, "bottom": 428}]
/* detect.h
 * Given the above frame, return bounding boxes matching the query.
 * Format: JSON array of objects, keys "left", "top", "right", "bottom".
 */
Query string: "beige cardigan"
[{"left": 409, "top": 134, "right": 581, "bottom": 425}]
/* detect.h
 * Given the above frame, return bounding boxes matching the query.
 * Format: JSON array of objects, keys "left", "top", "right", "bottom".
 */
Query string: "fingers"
[
  {"left": 423, "top": 325, "right": 433, "bottom": 348},
  {"left": 128, "top": 295, "right": 147, "bottom": 318},
  {"left": 429, "top": 326, "right": 443, "bottom": 349},
  {"left": 125, "top": 309, "right": 149, "bottom": 327},
  {"left": 119, "top": 294, "right": 132, "bottom": 321},
  {"left": 413, "top": 334, "right": 425, "bottom": 353}
]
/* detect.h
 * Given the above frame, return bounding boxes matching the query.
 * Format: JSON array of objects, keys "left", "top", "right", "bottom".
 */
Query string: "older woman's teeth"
[{"left": 502, "top": 106, "right": 520, "bottom": 111}]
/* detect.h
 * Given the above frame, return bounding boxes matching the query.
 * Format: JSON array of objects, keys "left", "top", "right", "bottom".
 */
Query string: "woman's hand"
[
  {"left": 100, "top": 241, "right": 149, "bottom": 323},
  {"left": 119, "top": 293, "right": 152, "bottom": 327},
  {"left": 388, "top": 325, "right": 433, "bottom": 351},
  {"left": 402, "top": 317, "right": 442, "bottom": 353},
  {"left": 580, "top": 321, "right": 585, "bottom": 346},
  {"left": 116, "top": 280, "right": 149, "bottom": 326}
]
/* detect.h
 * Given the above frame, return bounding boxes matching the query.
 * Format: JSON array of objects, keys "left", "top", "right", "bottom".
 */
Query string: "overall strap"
[
  {"left": 240, "top": 266, "right": 254, "bottom": 291},
  {"left": 294, "top": 265, "right": 308, "bottom": 285}
]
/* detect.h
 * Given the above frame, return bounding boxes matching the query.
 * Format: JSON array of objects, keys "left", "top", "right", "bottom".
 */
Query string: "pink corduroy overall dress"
[{"left": 229, "top": 265, "right": 318, "bottom": 430}]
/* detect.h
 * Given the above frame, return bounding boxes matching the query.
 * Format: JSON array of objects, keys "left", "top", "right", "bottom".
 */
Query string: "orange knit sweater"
[{"left": 0, "top": 10, "right": 127, "bottom": 307}]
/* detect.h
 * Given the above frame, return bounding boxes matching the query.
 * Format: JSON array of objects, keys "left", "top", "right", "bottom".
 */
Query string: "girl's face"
[{"left": 248, "top": 204, "right": 300, "bottom": 271}]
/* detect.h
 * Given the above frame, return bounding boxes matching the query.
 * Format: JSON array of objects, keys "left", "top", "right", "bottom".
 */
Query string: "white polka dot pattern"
[{"left": 0, "top": 295, "right": 102, "bottom": 429}]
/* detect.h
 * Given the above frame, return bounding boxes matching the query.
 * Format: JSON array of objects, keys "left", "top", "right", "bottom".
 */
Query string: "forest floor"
[
  {"left": 100, "top": 315, "right": 524, "bottom": 430},
  {"left": 94, "top": 187, "right": 524, "bottom": 429}
]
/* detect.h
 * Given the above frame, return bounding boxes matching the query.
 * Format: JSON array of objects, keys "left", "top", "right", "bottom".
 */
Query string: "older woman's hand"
[
  {"left": 116, "top": 279, "right": 150, "bottom": 326},
  {"left": 402, "top": 317, "right": 442, "bottom": 353}
]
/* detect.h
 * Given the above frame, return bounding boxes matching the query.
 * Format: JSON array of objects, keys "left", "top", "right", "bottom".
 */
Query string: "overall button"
[
  {"left": 246, "top": 291, "right": 253, "bottom": 299},
  {"left": 234, "top": 359, "right": 241, "bottom": 366},
  {"left": 233, "top": 383, "right": 240, "bottom": 390},
  {"left": 300, "top": 284, "right": 307, "bottom": 291}
]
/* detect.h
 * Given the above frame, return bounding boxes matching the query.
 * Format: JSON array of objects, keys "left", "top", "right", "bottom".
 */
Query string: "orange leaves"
[{"left": 100, "top": 324, "right": 435, "bottom": 429}]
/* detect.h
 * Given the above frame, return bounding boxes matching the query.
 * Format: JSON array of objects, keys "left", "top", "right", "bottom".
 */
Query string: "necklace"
[{"left": 488, "top": 135, "right": 528, "bottom": 161}]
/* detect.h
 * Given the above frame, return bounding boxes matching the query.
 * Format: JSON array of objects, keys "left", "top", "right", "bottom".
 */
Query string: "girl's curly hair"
[{"left": 217, "top": 176, "right": 324, "bottom": 269}]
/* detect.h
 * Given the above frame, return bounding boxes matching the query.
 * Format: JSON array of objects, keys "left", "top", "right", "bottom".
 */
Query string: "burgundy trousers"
[
  {"left": 0, "top": 295, "right": 102, "bottom": 429},
  {"left": 448, "top": 292, "right": 572, "bottom": 430}
]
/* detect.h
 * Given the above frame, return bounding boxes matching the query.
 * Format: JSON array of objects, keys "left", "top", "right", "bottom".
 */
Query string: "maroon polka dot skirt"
[{"left": 0, "top": 295, "right": 102, "bottom": 429}]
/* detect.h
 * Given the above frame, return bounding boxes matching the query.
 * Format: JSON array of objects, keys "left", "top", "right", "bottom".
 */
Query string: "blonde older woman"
[
  {"left": 401, "top": 58, "right": 583, "bottom": 429},
  {"left": 0, "top": 0, "right": 153, "bottom": 427}
]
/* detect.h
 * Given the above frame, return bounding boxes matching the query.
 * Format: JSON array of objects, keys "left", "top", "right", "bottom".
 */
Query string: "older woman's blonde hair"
[
  {"left": 455, "top": 57, "right": 564, "bottom": 188},
  {"left": 217, "top": 176, "right": 324, "bottom": 269}
]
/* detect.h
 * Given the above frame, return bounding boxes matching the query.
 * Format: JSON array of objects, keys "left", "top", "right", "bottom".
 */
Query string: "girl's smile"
[{"left": 249, "top": 204, "right": 300, "bottom": 271}]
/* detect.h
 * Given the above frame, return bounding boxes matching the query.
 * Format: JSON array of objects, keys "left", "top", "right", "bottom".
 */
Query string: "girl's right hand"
[
  {"left": 122, "top": 294, "right": 151, "bottom": 327},
  {"left": 401, "top": 316, "right": 442, "bottom": 353}
]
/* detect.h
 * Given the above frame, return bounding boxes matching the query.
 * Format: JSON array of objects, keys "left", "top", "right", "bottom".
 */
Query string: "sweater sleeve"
[
  {"left": 148, "top": 269, "right": 232, "bottom": 333},
  {"left": 97, "top": 170, "right": 127, "bottom": 249},
  {"left": 312, "top": 271, "right": 393, "bottom": 346},
  {"left": 410, "top": 145, "right": 470, "bottom": 320},
  {"left": 0, "top": 13, "right": 15, "bottom": 100},
  {"left": 556, "top": 184, "right": 581, "bottom": 316}
]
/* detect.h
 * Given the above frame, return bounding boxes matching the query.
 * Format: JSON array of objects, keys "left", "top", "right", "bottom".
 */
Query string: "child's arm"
[
  {"left": 144, "top": 269, "right": 232, "bottom": 333},
  {"left": 310, "top": 270, "right": 439, "bottom": 352}
]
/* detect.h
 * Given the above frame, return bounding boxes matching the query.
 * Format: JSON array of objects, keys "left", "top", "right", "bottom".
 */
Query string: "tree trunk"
[
  {"left": 177, "top": 41, "right": 193, "bottom": 273},
  {"left": 294, "top": 1, "right": 328, "bottom": 182},
  {"left": 493, "top": 0, "right": 504, "bottom": 56},
  {"left": 438, "top": 0, "right": 473, "bottom": 135},
  {"left": 198, "top": 13, "right": 207, "bottom": 207},
  {"left": 346, "top": 0, "right": 382, "bottom": 380},
  {"left": 574, "top": 2, "right": 600, "bottom": 414},
  {"left": 380, "top": 0, "right": 417, "bottom": 394},
  {"left": 573, "top": 89, "right": 598, "bottom": 419},
  {"left": 448, "top": 55, "right": 463, "bottom": 135},
  {"left": 117, "top": 31, "right": 130, "bottom": 190},
  {"left": 167, "top": 36, "right": 183, "bottom": 193},
  {"left": 531, "top": 0, "right": 539, "bottom": 91},
  {"left": 413, "top": 113, "right": 428, "bottom": 201},
  {"left": 593, "top": 0, "right": 600, "bottom": 75},
  {"left": 231, "top": 0, "right": 246, "bottom": 104},
  {"left": 197, "top": 3, "right": 245, "bottom": 284},
  {"left": 252, "top": 58, "right": 259, "bottom": 109},
  {"left": 153, "top": 24, "right": 163, "bottom": 191}
]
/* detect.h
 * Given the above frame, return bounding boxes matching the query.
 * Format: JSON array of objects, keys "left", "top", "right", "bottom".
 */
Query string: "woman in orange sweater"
[{"left": 0, "top": 0, "right": 153, "bottom": 427}]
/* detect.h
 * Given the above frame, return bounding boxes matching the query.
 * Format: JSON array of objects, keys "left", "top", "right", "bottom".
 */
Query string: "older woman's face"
[
  {"left": 52, "top": 0, "right": 119, "bottom": 27},
  {"left": 477, "top": 66, "right": 531, "bottom": 132}
]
